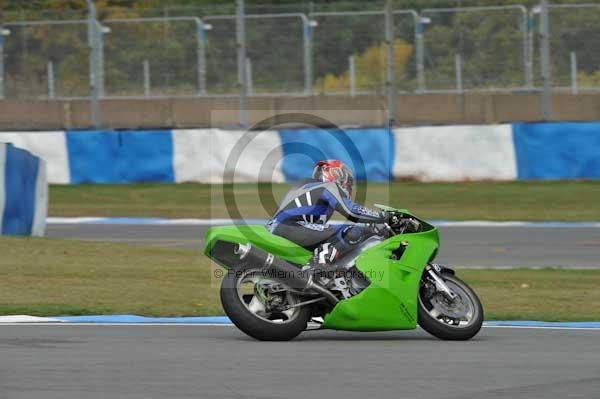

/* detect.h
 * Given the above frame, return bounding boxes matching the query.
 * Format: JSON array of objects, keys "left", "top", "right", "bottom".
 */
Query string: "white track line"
[
  {"left": 0, "top": 323, "right": 233, "bottom": 326},
  {"left": 482, "top": 325, "right": 600, "bottom": 331},
  {"left": 0, "top": 315, "right": 64, "bottom": 323},
  {"left": 0, "top": 324, "right": 598, "bottom": 331}
]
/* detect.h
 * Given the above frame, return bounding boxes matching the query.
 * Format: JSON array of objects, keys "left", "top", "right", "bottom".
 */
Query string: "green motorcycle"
[{"left": 204, "top": 205, "right": 483, "bottom": 341}]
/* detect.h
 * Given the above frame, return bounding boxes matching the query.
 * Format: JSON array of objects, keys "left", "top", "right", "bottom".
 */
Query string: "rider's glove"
[{"left": 370, "top": 223, "right": 386, "bottom": 236}]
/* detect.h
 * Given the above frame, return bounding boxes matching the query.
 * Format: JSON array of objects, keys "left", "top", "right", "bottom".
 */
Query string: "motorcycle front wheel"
[
  {"left": 220, "top": 264, "right": 311, "bottom": 341},
  {"left": 417, "top": 273, "right": 484, "bottom": 340}
]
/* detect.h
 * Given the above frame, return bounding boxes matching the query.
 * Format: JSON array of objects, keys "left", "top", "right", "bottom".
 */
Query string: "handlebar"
[{"left": 383, "top": 210, "right": 422, "bottom": 235}]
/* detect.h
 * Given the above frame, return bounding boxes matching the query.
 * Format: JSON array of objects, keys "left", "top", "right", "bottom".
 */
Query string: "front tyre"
[
  {"left": 418, "top": 274, "right": 483, "bottom": 340},
  {"left": 220, "top": 265, "right": 311, "bottom": 341}
]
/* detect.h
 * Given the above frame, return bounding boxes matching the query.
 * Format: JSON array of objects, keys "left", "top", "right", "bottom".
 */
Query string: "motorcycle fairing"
[{"left": 322, "top": 227, "right": 439, "bottom": 331}]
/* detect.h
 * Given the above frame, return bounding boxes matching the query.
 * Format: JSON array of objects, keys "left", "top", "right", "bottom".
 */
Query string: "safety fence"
[
  {"left": 0, "top": 2, "right": 599, "bottom": 101},
  {"left": 0, "top": 123, "right": 598, "bottom": 185}
]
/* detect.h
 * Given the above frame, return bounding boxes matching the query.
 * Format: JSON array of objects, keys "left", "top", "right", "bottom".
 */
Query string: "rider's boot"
[{"left": 305, "top": 242, "right": 343, "bottom": 282}]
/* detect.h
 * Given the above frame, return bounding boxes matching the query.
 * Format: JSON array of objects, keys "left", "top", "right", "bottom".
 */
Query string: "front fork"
[{"left": 425, "top": 263, "right": 457, "bottom": 300}]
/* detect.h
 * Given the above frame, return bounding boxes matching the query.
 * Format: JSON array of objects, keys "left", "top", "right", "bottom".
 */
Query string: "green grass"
[
  {"left": 49, "top": 181, "right": 600, "bottom": 221},
  {"left": 0, "top": 236, "right": 221, "bottom": 317},
  {"left": 2, "top": 237, "right": 600, "bottom": 321},
  {"left": 460, "top": 269, "right": 600, "bottom": 321}
]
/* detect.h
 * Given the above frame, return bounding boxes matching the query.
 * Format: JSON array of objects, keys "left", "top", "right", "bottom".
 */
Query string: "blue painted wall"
[
  {"left": 278, "top": 128, "right": 394, "bottom": 181},
  {"left": 67, "top": 130, "right": 174, "bottom": 184},
  {"left": 513, "top": 122, "right": 600, "bottom": 179}
]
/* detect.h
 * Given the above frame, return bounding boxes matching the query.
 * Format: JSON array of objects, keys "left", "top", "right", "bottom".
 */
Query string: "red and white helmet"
[{"left": 312, "top": 160, "right": 354, "bottom": 197}]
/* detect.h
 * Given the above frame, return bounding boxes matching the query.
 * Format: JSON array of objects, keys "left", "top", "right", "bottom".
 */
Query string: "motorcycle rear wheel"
[
  {"left": 417, "top": 274, "right": 484, "bottom": 340},
  {"left": 220, "top": 264, "right": 311, "bottom": 341}
]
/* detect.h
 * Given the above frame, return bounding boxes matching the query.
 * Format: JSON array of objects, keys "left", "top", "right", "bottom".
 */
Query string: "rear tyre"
[
  {"left": 418, "top": 274, "right": 484, "bottom": 340},
  {"left": 220, "top": 264, "right": 311, "bottom": 341}
]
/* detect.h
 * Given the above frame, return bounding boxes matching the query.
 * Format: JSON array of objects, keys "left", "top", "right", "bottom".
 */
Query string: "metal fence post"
[
  {"left": 246, "top": 57, "right": 253, "bottom": 95},
  {"left": 97, "top": 22, "right": 105, "bottom": 97},
  {"left": 236, "top": 0, "right": 248, "bottom": 127},
  {"left": 570, "top": 51, "right": 578, "bottom": 95},
  {"left": 527, "top": 10, "right": 536, "bottom": 88},
  {"left": 47, "top": 61, "right": 55, "bottom": 98},
  {"left": 87, "top": 0, "right": 101, "bottom": 128},
  {"left": 0, "top": 29, "right": 4, "bottom": 99},
  {"left": 302, "top": 16, "right": 313, "bottom": 96},
  {"left": 455, "top": 54, "right": 463, "bottom": 93},
  {"left": 196, "top": 20, "right": 207, "bottom": 96},
  {"left": 349, "top": 55, "right": 356, "bottom": 97},
  {"left": 143, "top": 60, "right": 150, "bottom": 97},
  {"left": 540, "top": 0, "right": 551, "bottom": 120},
  {"left": 415, "top": 16, "right": 425, "bottom": 93},
  {"left": 385, "top": 1, "right": 395, "bottom": 122}
]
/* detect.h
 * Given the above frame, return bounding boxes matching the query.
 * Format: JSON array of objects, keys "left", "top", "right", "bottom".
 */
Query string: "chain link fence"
[
  {"left": 544, "top": 4, "right": 600, "bottom": 92},
  {"left": 311, "top": 11, "right": 387, "bottom": 95},
  {"left": 421, "top": 5, "right": 529, "bottom": 92},
  {"left": 1, "top": 20, "right": 90, "bottom": 98},
  {"left": 204, "top": 13, "right": 308, "bottom": 95},
  {"left": 0, "top": 1, "right": 599, "bottom": 101},
  {"left": 102, "top": 17, "right": 205, "bottom": 97}
]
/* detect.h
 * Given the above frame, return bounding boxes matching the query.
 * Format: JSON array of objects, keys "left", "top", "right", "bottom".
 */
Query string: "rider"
[{"left": 267, "top": 160, "right": 388, "bottom": 268}]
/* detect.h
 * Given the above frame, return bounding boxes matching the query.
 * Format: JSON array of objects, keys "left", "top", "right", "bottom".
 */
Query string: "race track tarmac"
[
  {"left": 47, "top": 223, "right": 600, "bottom": 268},
  {"left": 1, "top": 325, "right": 599, "bottom": 399}
]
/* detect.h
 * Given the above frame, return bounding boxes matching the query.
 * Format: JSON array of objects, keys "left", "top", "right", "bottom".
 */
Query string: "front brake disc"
[{"left": 430, "top": 293, "right": 470, "bottom": 319}]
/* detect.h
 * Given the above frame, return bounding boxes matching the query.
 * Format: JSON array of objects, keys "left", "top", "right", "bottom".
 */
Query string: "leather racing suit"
[{"left": 267, "top": 179, "right": 386, "bottom": 265}]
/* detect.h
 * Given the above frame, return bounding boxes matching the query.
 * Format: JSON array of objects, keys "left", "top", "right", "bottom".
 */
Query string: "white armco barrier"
[
  {"left": 172, "top": 129, "right": 285, "bottom": 183},
  {"left": 0, "top": 143, "right": 47, "bottom": 236},
  {"left": 0, "top": 132, "right": 70, "bottom": 184},
  {"left": 393, "top": 125, "right": 518, "bottom": 181}
]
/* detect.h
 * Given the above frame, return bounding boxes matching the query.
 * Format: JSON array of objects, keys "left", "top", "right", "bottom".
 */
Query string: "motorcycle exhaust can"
[{"left": 234, "top": 244, "right": 339, "bottom": 305}]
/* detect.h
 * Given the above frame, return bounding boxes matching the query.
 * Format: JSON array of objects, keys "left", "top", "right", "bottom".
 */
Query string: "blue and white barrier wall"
[
  {"left": 0, "top": 143, "right": 47, "bottom": 236},
  {"left": 0, "top": 122, "right": 598, "bottom": 184}
]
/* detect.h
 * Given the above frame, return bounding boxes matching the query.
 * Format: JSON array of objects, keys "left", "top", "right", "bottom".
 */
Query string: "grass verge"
[
  {"left": 2, "top": 237, "right": 599, "bottom": 321},
  {"left": 49, "top": 181, "right": 600, "bottom": 221},
  {"left": 0, "top": 236, "right": 221, "bottom": 317}
]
